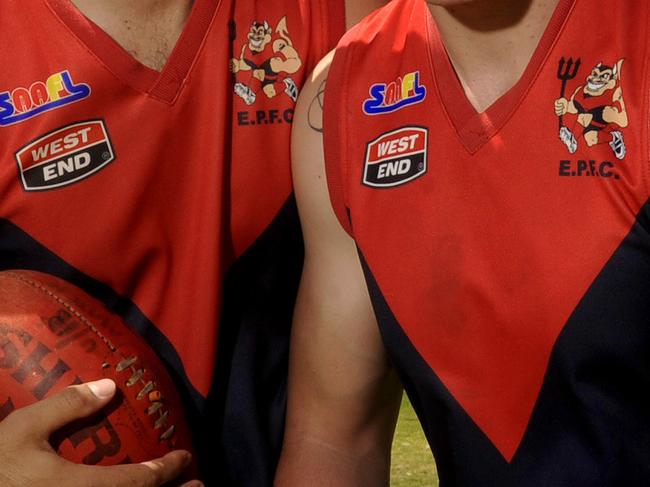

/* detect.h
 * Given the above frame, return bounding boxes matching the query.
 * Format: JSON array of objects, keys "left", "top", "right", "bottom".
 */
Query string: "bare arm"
[{"left": 275, "top": 53, "right": 403, "bottom": 487}]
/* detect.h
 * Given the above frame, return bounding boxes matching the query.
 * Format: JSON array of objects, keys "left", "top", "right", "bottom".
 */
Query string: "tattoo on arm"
[{"left": 308, "top": 78, "right": 327, "bottom": 133}]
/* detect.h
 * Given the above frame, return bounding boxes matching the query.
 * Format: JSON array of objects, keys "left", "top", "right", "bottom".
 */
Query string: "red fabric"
[
  {"left": 324, "top": 0, "right": 650, "bottom": 461},
  {"left": 0, "top": 0, "right": 344, "bottom": 396},
  {"left": 230, "top": 3, "right": 345, "bottom": 256}
]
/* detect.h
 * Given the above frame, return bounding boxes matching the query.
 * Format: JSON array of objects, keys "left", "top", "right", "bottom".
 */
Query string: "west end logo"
[
  {"left": 15, "top": 120, "right": 115, "bottom": 191},
  {"left": 363, "top": 71, "right": 426, "bottom": 115},
  {"left": 363, "top": 126, "right": 428, "bottom": 188},
  {"left": 0, "top": 71, "right": 91, "bottom": 127}
]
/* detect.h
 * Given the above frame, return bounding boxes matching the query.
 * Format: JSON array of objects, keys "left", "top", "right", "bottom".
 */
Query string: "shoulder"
[
  {"left": 340, "top": 0, "right": 407, "bottom": 47},
  {"left": 344, "top": 0, "right": 392, "bottom": 29},
  {"left": 298, "top": 50, "right": 334, "bottom": 100}
]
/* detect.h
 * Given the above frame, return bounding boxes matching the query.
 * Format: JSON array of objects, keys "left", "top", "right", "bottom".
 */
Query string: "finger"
[
  {"left": 5, "top": 379, "right": 116, "bottom": 438},
  {"left": 180, "top": 481, "right": 205, "bottom": 487},
  {"left": 83, "top": 450, "right": 192, "bottom": 487}
]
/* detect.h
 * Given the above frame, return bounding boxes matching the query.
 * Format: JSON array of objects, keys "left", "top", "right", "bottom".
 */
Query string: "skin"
[
  {"left": 70, "top": 0, "right": 195, "bottom": 71},
  {"left": 428, "top": 0, "right": 558, "bottom": 112},
  {"left": 0, "top": 379, "right": 198, "bottom": 487},
  {"left": 346, "top": 0, "right": 391, "bottom": 26},
  {"left": 274, "top": 53, "right": 403, "bottom": 487},
  {"left": 276, "top": 1, "right": 559, "bottom": 485}
]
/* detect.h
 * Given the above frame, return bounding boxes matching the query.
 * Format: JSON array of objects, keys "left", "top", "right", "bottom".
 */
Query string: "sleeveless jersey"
[
  {"left": 324, "top": 0, "right": 650, "bottom": 485},
  {"left": 0, "top": 0, "right": 344, "bottom": 485}
]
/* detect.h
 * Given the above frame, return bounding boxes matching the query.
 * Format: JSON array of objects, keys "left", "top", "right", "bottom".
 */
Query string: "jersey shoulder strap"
[{"left": 323, "top": 0, "right": 424, "bottom": 235}]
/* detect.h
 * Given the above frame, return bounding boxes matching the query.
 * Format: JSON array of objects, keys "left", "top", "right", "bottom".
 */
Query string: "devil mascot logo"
[{"left": 554, "top": 58, "right": 628, "bottom": 160}]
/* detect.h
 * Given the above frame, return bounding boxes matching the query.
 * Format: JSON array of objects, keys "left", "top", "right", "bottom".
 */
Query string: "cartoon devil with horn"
[{"left": 554, "top": 58, "right": 628, "bottom": 160}]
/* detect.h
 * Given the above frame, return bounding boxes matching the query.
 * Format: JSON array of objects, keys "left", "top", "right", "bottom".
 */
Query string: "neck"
[
  {"left": 428, "top": 0, "right": 559, "bottom": 112},
  {"left": 345, "top": 0, "right": 387, "bottom": 28},
  {"left": 71, "top": 0, "right": 194, "bottom": 71}
]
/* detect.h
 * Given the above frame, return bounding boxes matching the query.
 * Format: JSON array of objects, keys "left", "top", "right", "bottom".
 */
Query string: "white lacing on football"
[
  {"left": 11, "top": 272, "right": 179, "bottom": 445},
  {"left": 116, "top": 355, "right": 176, "bottom": 442}
]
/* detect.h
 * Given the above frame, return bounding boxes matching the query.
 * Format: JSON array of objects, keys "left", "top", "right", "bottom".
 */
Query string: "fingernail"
[{"left": 87, "top": 379, "right": 116, "bottom": 398}]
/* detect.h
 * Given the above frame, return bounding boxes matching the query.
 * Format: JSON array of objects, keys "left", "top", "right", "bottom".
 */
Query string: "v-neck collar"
[
  {"left": 44, "top": 0, "right": 221, "bottom": 103},
  {"left": 424, "top": 0, "right": 576, "bottom": 153}
]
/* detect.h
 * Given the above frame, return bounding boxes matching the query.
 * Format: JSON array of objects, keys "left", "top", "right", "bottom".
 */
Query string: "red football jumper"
[
  {"left": 0, "top": 0, "right": 344, "bottom": 484},
  {"left": 325, "top": 0, "right": 650, "bottom": 485}
]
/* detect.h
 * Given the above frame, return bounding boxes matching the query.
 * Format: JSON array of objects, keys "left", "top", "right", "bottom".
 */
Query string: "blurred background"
[{"left": 391, "top": 396, "right": 439, "bottom": 486}]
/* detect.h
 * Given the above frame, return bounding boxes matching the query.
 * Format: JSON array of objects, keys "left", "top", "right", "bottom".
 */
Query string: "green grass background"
[{"left": 391, "top": 395, "right": 439, "bottom": 486}]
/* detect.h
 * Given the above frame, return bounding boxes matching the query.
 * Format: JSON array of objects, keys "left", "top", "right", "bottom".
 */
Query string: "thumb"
[{"left": 6, "top": 379, "right": 116, "bottom": 439}]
